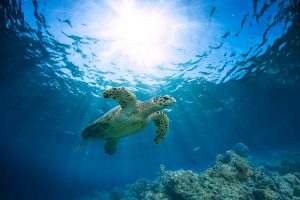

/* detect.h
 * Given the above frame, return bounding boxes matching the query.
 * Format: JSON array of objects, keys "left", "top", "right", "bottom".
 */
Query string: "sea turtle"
[{"left": 77, "top": 87, "right": 176, "bottom": 155}]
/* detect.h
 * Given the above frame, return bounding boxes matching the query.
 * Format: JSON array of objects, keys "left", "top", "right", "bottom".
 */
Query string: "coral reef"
[
  {"left": 259, "top": 152, "right": 300, "bottom": 175},
  {"left": 80, "top": 144, "right": 300, "bottom": 200}
]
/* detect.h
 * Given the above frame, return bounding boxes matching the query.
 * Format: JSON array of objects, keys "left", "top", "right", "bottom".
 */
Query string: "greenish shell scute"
[
  {"left": 81, "top": 100, "right": 151, "bottom": 141},
  {"left": 81, "top": 106, "right": 121, "bottom": 140}
]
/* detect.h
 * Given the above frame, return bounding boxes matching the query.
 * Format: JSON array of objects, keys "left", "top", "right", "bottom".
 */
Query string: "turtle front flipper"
[
  {"left": 104, "top": 139, "right": 119, "bottom": 155},
  {"left": 102, "top": 87, "right": 137, "bottom": 109},
  {"left": 150, "top": 111, "right": 169, "bottom": 144}
]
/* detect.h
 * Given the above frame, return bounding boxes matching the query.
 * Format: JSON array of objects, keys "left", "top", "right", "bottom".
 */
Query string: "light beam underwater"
[{"left": 97, "top": 0, "right": 197, "bottom": 71}]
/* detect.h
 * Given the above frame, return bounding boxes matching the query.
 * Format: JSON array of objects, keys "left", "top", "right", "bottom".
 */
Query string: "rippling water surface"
[{"left": 0, "top": 0, "right": 300, "bottom": 199}]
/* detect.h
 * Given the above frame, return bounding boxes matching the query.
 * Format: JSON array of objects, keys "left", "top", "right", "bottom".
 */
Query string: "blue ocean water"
[{"left": 0, "top": 0, "right": 299, "bottom": 199}]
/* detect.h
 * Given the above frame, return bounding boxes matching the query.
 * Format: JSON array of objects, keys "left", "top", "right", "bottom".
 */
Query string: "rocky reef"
[{"left": 79, "top": 144, "right": 300, "bottom": 200}]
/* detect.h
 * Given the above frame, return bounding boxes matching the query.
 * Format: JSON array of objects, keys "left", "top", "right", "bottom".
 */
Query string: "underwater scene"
[{"left": 1, "top": 0, "right": 300, "bottom": 199}]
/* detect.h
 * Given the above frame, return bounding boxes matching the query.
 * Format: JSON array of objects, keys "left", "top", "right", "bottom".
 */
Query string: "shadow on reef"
[{"left": 77, "top": 143, "right": 300, "bottom": 200}]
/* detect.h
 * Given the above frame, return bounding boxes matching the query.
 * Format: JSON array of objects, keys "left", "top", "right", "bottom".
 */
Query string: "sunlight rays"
[{"left": 93, "top": 0, "right": 197, "bottom": 72}]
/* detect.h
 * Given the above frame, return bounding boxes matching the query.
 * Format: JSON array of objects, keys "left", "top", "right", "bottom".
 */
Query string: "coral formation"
[
  {"left": 79, "top": 144, "right": 300, "bottom": 200},
  {"left": 206, "top": 150, "right": 252, "bottom": 182}
]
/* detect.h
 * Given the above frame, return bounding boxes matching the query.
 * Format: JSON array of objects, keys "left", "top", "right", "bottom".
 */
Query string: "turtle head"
[{"left": 153, "top": 95, "right": 176, "bottom": 108}]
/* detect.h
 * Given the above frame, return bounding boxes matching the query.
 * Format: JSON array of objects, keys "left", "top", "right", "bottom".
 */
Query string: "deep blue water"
[{"left": 0, "top": 0, "right": 300, "bottom": 199}]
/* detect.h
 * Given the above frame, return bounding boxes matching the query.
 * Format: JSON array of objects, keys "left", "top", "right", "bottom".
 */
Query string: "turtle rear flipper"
[
  {"left": 74, "top": 140, "right": 88, "bottom": 152},
  {"left": 104, "top": 139, "right": 118, "bottom": 155}
]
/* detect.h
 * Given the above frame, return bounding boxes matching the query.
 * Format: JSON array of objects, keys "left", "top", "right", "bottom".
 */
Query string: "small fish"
[
  {"left": 190, "top": 158, "right": 197, "bottom": 165},
  {"left": 193, "top": 146, "right": 201, "bottom": 152}
]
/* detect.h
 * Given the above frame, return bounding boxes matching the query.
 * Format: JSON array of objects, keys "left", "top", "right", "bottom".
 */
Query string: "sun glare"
[{"left": 98, "top": 0, "right": 188, "bottom": 70}]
